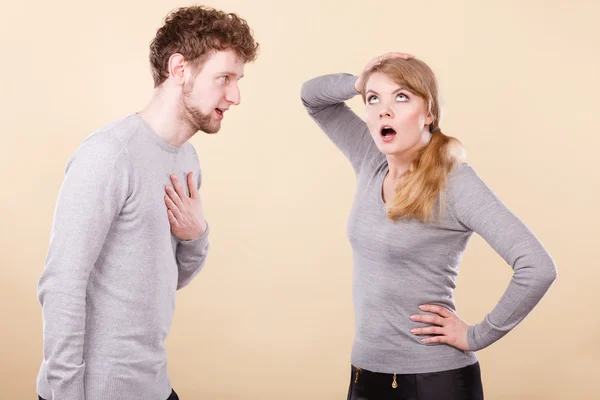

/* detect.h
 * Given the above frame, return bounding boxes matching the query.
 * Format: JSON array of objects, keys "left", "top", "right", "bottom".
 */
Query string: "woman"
[{"left": 300, "top": 53, "right": 556, "bottom": 400}]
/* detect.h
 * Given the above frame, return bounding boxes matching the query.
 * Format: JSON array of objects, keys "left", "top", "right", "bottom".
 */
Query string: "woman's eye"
[
  {"left": 396, "top": 93, "right": 408, "bottom": 101},
  {"left": 367, "top": 95, "right": 379, "bottom": 104}
]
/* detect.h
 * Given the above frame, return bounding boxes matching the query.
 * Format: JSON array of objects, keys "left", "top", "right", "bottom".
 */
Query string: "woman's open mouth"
[{"left": 380, "top": 125, "right": 397, "bottom": 142}]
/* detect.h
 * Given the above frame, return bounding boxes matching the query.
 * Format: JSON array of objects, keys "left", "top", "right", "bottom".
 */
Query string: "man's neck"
[{"left": 138, "top": 90, "right": 196, "bottom": 148}]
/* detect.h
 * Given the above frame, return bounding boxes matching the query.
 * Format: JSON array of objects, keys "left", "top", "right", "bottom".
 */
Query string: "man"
[{"left": 36, "top": 6, "right": 258, "bottom": 399}]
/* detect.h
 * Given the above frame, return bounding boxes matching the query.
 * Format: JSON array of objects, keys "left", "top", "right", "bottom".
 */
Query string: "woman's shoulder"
[
  {"left": 445, "top": 162, "right": 494, "bottom": 204},
  {"left": 448, "top": 162, "right": 482, "bottom": 187}
]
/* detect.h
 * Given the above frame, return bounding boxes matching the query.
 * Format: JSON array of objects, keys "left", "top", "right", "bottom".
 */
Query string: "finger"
[
  {"left": 170, "top": 174, "right": 187, "bottom": 200},
  {"left": 385, "top": 52, "right": 414, "bottom": 60},
  {"left": 410, "top": 314, "right": 444, "bottom": 326},
  {"left": 164, "top": 195, "right": 182, "bottom": 219},
  {"left": 165, "top": 184, "right": 183, "bottom": 207},
  {"left": 376, "top": 53, "right": 413, "bottom": 64},
  {"left": 392, "top": 52, "right": 414, "bottom": 59},
  {"left": 411, "top": 326, "right": 444, "bottom": 335},
  {"left": 366, "top": 53, "right": 413, "bottom": 72},
  {"left": 421, "top": 336, "right": 448, "bottom": 345},
  {"left": 167, "top": 209, "right": 179, "bottom": 227},
  {"left": 186, "top": 172, "right": 198, "bottom": 199},
  {"left": 419, "top": 304, "right": 452, "bottom": 318}
]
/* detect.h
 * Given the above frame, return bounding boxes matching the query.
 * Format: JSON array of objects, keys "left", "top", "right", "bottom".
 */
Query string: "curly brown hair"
[{"left": 149, "top": 6, "right": 259, "bottom": 87}]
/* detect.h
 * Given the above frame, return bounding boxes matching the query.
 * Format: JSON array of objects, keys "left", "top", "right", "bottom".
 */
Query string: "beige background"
[{"left": 1, "top": 0, "right": 598, "bottom": 398}]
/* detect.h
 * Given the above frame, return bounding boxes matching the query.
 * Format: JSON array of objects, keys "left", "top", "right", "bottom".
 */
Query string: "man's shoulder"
[
  {"left": 83, "top": 114, "right": 141, "bottom": 151},
  {"left": 68, "top": 115, "right": 142, "bottom": 170}
]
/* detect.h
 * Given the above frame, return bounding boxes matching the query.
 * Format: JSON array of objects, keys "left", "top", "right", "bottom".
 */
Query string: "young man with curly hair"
[{"left": 36, "top": 6, "right": 258, "bottom": 400}]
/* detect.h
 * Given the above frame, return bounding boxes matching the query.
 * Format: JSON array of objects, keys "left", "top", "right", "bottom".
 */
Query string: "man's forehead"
[{"left": 207, "top": 49, "right": 243, "bottom": 65}]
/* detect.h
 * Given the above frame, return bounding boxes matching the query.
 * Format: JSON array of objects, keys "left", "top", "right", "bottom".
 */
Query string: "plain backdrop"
[{"left": 1, "top": 0, "right": 598, "bottom": 398}]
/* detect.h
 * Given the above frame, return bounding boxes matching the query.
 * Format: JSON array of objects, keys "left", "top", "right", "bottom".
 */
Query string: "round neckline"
[
  {"left": 134, "top": 113, "right": 181, "bottom": 154},
  {"left": 377, "top": 161, "right": 390, "bottom": 207}
]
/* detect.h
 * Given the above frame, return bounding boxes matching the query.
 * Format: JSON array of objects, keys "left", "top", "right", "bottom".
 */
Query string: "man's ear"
[{"left": 167, "top": 53, "right": 187, "bottom": 85}]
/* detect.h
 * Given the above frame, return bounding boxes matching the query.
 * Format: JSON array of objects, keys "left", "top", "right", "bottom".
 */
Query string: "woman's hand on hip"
[{"left": 410, "top": 304, "right": 471, "bottom": 351}]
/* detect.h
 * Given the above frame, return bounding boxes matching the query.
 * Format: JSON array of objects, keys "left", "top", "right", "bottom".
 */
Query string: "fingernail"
[
  {"left": 410, "top": 329, "right": 417, "bottom": 334},
  {"left": 410, "top": 315, "right": 416, "bottom": 320},
  {"left": 172, "top": 175, "right": 177, "bottom": 180},
  {"left": 419, "top": 305, "right": 425, "bottom": 310}
]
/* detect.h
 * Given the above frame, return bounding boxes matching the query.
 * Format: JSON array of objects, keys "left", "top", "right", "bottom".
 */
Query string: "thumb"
[{"left": 187, "top": 172, "right": 198, "bottom": 199}]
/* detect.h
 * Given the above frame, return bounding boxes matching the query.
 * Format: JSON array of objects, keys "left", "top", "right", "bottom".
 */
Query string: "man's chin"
[
  {"left": 206, "top": 125, "right": 221, "bottom": 135},
  {"left": 198, "top": 121, "right": 221, "bottom": 134}
]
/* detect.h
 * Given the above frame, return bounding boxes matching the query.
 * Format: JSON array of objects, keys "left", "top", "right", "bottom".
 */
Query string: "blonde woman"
[{"left": 301, "top": 53, "right": 556, "bottom": 399}]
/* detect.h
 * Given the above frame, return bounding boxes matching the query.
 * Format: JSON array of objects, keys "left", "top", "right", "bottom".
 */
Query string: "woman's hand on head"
[{"left": 355, "top": 52, "right": 414, "bottom": 92}]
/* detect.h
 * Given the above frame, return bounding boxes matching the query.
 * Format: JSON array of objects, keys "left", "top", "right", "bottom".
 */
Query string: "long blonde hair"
[{"left": 359, "top": 58, "right": 466, "bottom": 223}]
